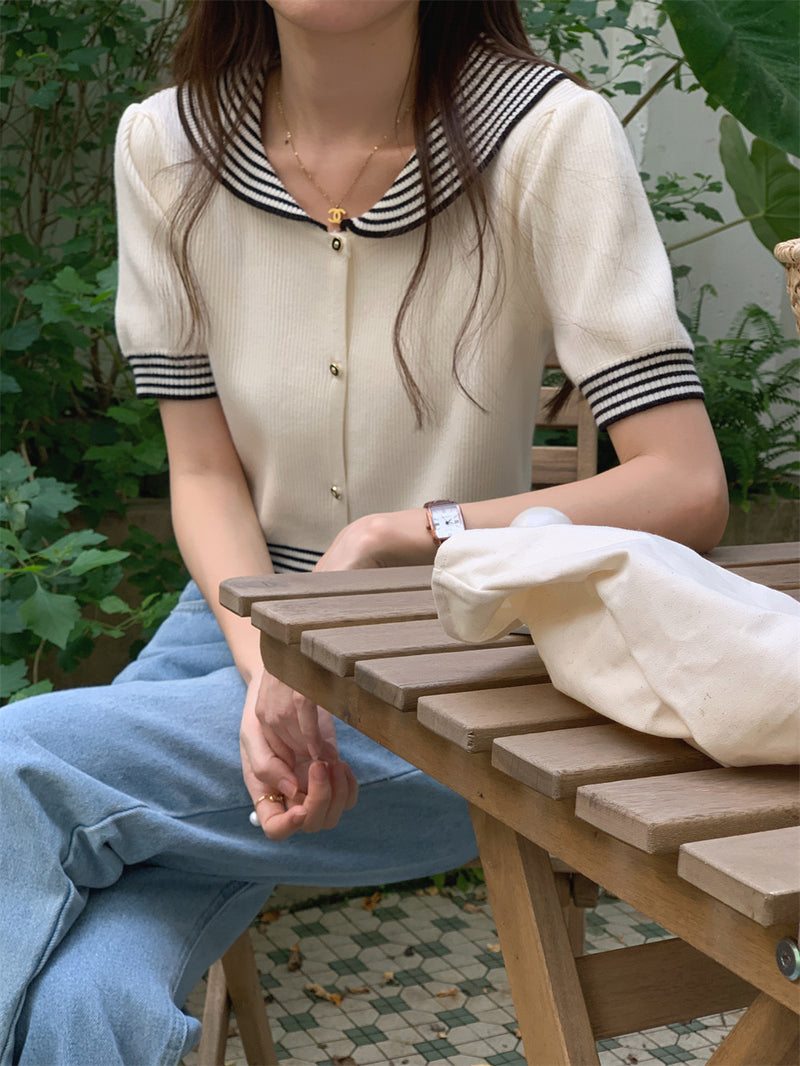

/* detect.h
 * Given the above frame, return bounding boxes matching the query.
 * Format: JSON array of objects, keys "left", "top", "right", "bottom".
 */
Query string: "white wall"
[{"left": 602, "top": 9, "right": 796, "bottom": 343}]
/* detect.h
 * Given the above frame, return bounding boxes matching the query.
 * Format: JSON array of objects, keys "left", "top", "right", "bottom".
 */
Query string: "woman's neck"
[{"left": 272, "top": 4, "right": 418, "bottom": 148}]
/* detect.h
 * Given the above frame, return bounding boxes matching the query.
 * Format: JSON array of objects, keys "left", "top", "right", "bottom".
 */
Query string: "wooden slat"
[
  {"left": 678, "top": 826, "right": 800, "bottom": 926},
  {"left": 301, "top": 619, "right": 529, "bottom": 677},
  {"left": 537, "top": 385, "right": 581, "bottom": 426},
  {"left": 706, "top": 542, "right": 800, "bottom": 567},
  {"left": 575, "top": 767, "right": 800, "bottom": 854},
  {"left": 576, "top": 395, "right": 599, "bottom": 480},
  {"left": 531, "top": 445, "right": 578, "bottom": 485},
  {"left": 417, "top": 683, "right": 599, "bottom": 752},
  {"left": 251, "top": 589, "right": 436, "bottom": 644},
  {"left": 726, "top": 561, "right": 800, "bottom": 589},
  {"left": 219, "top": 565, "right": 432, "bottom": 616},
  {"left": 575, "top": 938, "right": 756, "bottom": 1040},
  {"left": 354, "top": 644, "right": 549, "bottom": 710},
  {"left": 493, "top": 724, "right": 716, "bottom": 799}
]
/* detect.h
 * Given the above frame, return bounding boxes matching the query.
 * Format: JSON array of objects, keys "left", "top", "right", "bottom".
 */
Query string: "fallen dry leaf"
[
  {"left": 305, "top": 982, "right": 342, "bottom": 1007},
  {"left": 424, "top": 884, "right": 439, "bottom": 895},
  {"left": 382, "top": 971, "right": 396, "bottom": 984},
  {"left": 362, "top": 890, "right": 382, "bottom": 911},
  {"left": 287, "top": 943, "right": 302, "bottom": 971},
  {"left": 257, "top": 908, "right": 282, "bottom": 924},
  {"left": 345, "top": 985, "right": 370, "bottom": 995},
  {"left": 331, "top": 1057, "right": 356, "bottom": 1066},
  {"left": 435, "top": 988, "right": 458, "bottom": 997},
  {"left": 486, "top": 941, "right": 501, "bottom": 953},
  {"left": 462, "top": 901, "right": 483, "bottom": 913}
]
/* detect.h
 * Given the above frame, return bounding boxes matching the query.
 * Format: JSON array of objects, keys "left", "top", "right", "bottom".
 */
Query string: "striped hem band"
[{"left": 269, "top": 543, "right": 324, "bottom": 574}]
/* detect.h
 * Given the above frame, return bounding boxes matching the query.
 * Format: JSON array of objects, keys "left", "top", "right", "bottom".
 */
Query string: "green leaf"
[
  {"left": 719, "top": 116, "right": 800, "bottom": 251},
  {"left": 98, "top": 594, "right": 132, "bottom": 615},
  {"left": 8, "top": 679, "right": 54, "bottom": 702},
  {"left": 53, "top": 265, "right": 93, "bottom": 295},
  {"left": 29, "top": 79, "right": 62, "bottom": 108},
  {"left": 0, "top": 371, "right": 21, "bottom": 394},
  {"left": 0, "top": 318, "right": 41, "bottom": 350},
  {"left": 0, "top": 599, "right": 25, "bottom": 634},
  {"left": 26, "top": 477, "right": 78, "bottom": 519},
  {"left": 68, "top": 547, "right": 128, "bottom": 577},
  {"left": 0, "top": 526, "right": 27, "bottom": 558},
  {"left": 18, "top": 585, "right": 80, "bottom": 648},
  {"left": 0, "top": 658, "right": 29, "bottom": 699},
  {"left": 38, "top": 529, "right": 106, "bottom": 563},
  {"left": 663, "top": 0, "right": 799, "bottom": 155}
]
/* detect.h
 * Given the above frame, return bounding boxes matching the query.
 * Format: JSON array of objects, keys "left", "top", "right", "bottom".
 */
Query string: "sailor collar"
[{"left": 178, "top": 44, "right": 567, "bottom": 238}]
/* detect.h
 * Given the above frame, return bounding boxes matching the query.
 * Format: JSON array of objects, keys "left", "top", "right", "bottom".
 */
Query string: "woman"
[{"left": 0, "top": 2, "right": 728, "bottom": 1062}]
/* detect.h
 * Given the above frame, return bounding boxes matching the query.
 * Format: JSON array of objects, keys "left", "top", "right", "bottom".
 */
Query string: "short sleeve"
[
  {"left": 523, "top": 87, "right": 703, "bottom": 428},
  {"left": 114, "top": 99, "right": 216, "bottom": 399}
]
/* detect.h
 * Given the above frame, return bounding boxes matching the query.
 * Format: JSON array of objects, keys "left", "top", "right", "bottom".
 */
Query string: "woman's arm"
[
  {"left": 159, "top": 397, "right": 357, "bottom": 838},
  {"left": 317, "top": 399, "right": 729, "bottom": 570}
]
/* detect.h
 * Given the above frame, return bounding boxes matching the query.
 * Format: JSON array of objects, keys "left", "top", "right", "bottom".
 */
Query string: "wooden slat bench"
[{"left": 205, "top": 541, "right": 799, "bottom": 1066}]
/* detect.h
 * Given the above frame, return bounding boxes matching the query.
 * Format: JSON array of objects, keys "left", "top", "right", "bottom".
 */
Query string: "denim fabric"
[{"left": 0, "top": 582, "right": 477, "bottom": 1065}]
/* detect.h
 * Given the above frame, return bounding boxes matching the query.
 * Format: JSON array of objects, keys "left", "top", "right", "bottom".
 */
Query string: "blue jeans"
[{"left": 0, "top": 582, "right": 476, "bottom": 1065}]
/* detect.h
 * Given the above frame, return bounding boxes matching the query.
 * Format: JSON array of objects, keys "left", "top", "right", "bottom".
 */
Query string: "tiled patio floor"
[{"left": 184, "top": 882, "right": 742, "bottom": 1066}]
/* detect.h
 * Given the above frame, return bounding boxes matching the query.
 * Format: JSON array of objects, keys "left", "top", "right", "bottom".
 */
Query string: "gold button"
[
  {"left": 329, "top": 362, "right": 341, "bottom": 377},
  {"left": 330, "top": 485, "right": 342, "bottom": 500},
  {"left": 331, "top": 236, "right": 342, "bottom": 251}
]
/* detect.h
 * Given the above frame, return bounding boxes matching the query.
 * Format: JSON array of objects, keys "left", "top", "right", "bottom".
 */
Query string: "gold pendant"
[{"left": 327, "top": 206, "right": 347, "bottom": 225}]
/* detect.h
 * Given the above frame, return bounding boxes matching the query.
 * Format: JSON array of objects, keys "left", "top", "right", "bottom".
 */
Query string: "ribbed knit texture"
[{"left": 114, "top": 52, "right": 702, "bottom": 566}]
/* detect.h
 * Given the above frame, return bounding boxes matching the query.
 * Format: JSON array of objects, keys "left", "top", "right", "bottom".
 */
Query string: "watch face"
[{"left": 431, "top": 503, "right": 464, "bottom": 539}]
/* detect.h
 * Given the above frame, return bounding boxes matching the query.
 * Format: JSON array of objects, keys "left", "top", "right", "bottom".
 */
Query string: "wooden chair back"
[{"left": 533, "top": 353, "right": 598, "bottom": 486}]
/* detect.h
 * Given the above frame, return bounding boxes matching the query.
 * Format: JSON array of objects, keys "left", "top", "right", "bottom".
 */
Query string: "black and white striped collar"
[{"left": 178, "top": 44, "right": 567, "bottom": 238}]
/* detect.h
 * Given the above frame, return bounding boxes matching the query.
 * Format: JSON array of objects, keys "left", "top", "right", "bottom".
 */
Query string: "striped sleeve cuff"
[
  {"left": 580, "top": 349, "right": 704, "bottom": 429},
  {"left": 127, "top": 353, "right": 217, "bottom": 399}
]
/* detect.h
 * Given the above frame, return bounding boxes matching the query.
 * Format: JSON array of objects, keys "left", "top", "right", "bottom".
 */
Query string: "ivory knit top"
[{"left": 114, "top": 45, "right": 703, "bottom": 573}]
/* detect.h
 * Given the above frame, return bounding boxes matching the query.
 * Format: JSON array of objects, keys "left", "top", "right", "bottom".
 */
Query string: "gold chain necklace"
[{"left": 275, "top": 84, "right": 403, "bottom": 227}]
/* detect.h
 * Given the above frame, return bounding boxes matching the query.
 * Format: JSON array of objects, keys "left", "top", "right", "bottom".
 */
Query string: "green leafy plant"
[
  {"left": 1, "top": 0, "right": 187, "bottom": 697},
  {"left": 0, "top": 0, "right": 183, "bottom": 512},
  {"left": 692, "top": 298, "right": 800, "bottom": 509},
  {"left": 0, "top": 452, "right": 180, "bottom": 702}
]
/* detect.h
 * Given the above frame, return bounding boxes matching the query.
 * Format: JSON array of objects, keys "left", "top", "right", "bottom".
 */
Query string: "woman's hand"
[
  {"left": 240, "top": 669, "right": 358, "bottom": 840},
  {"left": 316, "top": 510, "right": 434, "bottom": 571}
]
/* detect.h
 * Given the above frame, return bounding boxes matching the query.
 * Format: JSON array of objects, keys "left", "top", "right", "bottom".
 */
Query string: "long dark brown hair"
[{"left": 170, "top": 0, "right": 571, "bottom": 424}]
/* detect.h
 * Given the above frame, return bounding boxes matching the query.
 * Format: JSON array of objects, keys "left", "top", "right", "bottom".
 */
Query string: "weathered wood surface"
[
  {"left": 220, "top": 564, "right": 432, "bottom": 614},
  {"left": 301, "top": 618, "right": 530, "bottom": 677},
  {"left": 417, "top": 683, "right": 599, "bottom": 752},
  {"left": 678, "top": 826, "right": 800, "bottom": 926},
  {"left": 575, "top": 767, "right": 800, "bottom": 854},
  {"left": 492, "top": 723, "right": 716, "bottom": 799},
  {"left": 251, "top": 589, "right": 436, "bottom": 643},
  {"left": 354, "top": 644, "right": 549, "bottom": 710}
]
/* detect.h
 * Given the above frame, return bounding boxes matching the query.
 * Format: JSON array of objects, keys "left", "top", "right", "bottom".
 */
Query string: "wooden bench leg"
[
  {"left": 470, "top": 803, "right": 600, "bottom": 1066},
  {"left": 706, "top": 991, "right": 799, "bottom": 1065},
  {"left": 197, "top": 959, "right": 231, "bottom": 1066},
  {"left": 198, "top": 929, "right": 278, "bottom": 1066}
]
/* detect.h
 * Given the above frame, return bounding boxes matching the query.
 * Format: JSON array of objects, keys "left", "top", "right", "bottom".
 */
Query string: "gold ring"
[{"left": 254, "top": 792, "right": 285, "bottom": 806}]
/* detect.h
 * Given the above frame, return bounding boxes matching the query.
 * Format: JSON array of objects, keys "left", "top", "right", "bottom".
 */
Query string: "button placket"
[{"left": 325, "top": 229, "right": 348, "bottom": 513}]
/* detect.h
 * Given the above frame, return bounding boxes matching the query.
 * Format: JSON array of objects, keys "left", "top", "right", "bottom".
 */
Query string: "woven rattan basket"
[{"left": 774, "top": 238, "right": 800, "bottom": 336}]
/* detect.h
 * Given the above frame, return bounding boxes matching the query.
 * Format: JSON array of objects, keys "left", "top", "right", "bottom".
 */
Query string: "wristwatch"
[{"left": 423, "top": 499, "right": 466, "bottom": 547}]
